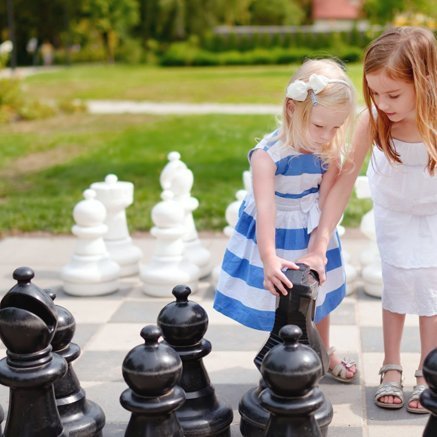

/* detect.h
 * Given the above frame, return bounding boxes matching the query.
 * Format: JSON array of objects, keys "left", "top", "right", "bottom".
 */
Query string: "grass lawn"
[
  {"left": 0, "top": 112, "right": 371, "bottom": 235},
  {"left": 22, "top": 63, "right": 364, "bottom": 104}
]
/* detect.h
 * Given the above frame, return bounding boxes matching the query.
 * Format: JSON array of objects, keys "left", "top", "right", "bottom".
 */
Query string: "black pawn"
[
  {"left": 255, "top": 263, "right": 328, "bottom": 373},
  {"left": 120, "top": 325, "right": 185, "bottom": 437},
  {"left": 48, "top": 291, "right": 106, "bottom": 436},
  {"left": 421, "top": 348, "right": 437, "bottom": 437},
  {"left": 0, "top": 267, "right": 67, "bottom": 436},
  {"left": 260, "top": 325, "right": 324, "bottom": 437},
  {"left": 157, "top": 285, "right": 233, "bottom": 437}
]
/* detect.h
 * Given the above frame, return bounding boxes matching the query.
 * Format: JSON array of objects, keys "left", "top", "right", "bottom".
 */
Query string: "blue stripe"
[
  {"left": 214, "top": 282, "right": 346, "bottom": 330},
  {"left": 214, "top": 291, "right": 274, "bottom": 331},
  {"left": 276, "top": 154, "right": 324, "bottom": 176},
  {"left": 275, "top": 187, "right": 319, "bottom": 199},
  {"left": 221, "top": 249, "right": 265, "bottom": 289},
  {"left": 234, "top": 211, "right": 310, "bottom": 250},
  {"left": 221, "top": 247, "right": 343, "bottom": 291},
  {"left": 314, "top": 283, "right": 346, "bottom": 323}
]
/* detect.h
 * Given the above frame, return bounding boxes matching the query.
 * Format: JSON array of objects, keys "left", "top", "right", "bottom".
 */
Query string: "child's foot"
[
  {"left": 327, "top": 347, "right": 357, "bottom": 383},
  {"left": 374, "top": 364, "right": 404, "bottom": 409},
  {"left": 407, "top": 370, "right": 428, "bottom": 414}
]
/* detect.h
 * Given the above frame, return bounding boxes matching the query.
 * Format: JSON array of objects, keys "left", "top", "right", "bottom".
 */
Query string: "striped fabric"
[{"left": 214, "top": 131, "right": 346, "bottom": 331}]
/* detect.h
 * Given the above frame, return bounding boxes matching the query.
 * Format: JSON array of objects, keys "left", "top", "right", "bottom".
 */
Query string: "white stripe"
[
  {"left": 217, "top": 265, "right": 345, "bottom": 312},
  {"left": 227, "top": 230, "right": 341, "bottom": 269},
  {"left": 317, "top": 266, "right": 345, "bottom": 307},
  {"left": 217, "top": 270, "right": 276, "bottom": 312},
  {"left": 275, "top": 174, "right": 322, "bottom": 194}
]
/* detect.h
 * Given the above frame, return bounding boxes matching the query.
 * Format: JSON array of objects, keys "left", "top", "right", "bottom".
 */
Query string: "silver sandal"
[
  {"left": 406, "top": 370, "right": 429, "bottom": 414},
  {"left": 374, "top": 364, "right": 404, "bottom": 409},
  {"left": 327, "top": 346, "right": 357, "bottom": 383}
]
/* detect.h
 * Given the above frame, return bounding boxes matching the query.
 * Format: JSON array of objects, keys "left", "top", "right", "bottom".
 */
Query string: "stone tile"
[
  {"left": 83, "top": 323, "right": 145, "bottom": 351},
  {"left": 360, "top": 327, "right": 421, "bottom": 353},
  {"left": 109, "top": 300, "right": 169, "bottom": 323},
  {"left": 74, "top": 351, "right": 126, "bottom": 382},
  {"left": 56, "top": 299, "right": 123, "bottom": 324},
  {"left": 364, "top": 386, "right": 429, "bottom": 425},
  {"left": 330, "top": 301, "right": 356, "bottom": 325}
]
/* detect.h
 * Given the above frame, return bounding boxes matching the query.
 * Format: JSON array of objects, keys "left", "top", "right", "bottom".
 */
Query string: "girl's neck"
[{"left": 390, "top": 118, "right": 422, "bottom": 143}]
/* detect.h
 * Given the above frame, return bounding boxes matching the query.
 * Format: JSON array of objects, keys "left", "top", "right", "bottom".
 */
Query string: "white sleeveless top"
[{"left": 367, "top": 139, "right": 437, "bottom": 268}]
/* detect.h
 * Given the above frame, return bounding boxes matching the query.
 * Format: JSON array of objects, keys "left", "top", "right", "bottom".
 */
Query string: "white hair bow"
[{"left": 286, "top": 73, "right": 344, "bottom": 102}]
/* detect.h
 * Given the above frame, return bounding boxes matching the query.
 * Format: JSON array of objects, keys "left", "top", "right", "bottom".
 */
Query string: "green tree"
[
  {"left": 364, "top": 0, "right": 436, "bottom": 23},
  {"left": 84, "top": 0, "right": 139, "bottom": 62},
  {"left": 250, "top": 0, "right": 304, "bottom": 25}
]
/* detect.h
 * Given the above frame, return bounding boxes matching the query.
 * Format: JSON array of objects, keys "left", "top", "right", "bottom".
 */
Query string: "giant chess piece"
[
  {"left": 61, "top": 189, "right": 120, "bottom": 296},
  {"left": 421, "top": 348, "right": 437, "bottom": 437},
  {"left": 337, "top": 217, "right": 359, "bottom": 295},
  {"left": 254, "top": 264, "right": 328, "bottom": 373},
  {"left": 0, "top": 267, "right": 67, "bottom": 436},
  {"left": 157, "top": 285, "right": 233, "bottom": 436},
  {"left": 120, "top": 325, "right": 185, "bottom": 437},
  {"left": 160, "top": 151, "right": 212, "bottom": 278},
  {"left": 355, "top": 176, "right": 382, "bottom": 298},
  {"left": 239, "top": 264, "right": 332, "bottom": 437},
  {"left": 48, "top": 291, "right": 106, "bottom": 436},
  {"left": 260, "top": 325, "right": 324, "bottom": 436},
  {"left": 91, "top": 174, "right": 143, "bottom": 277},
  {"left": 140, "top": 190, "right": 200, "bottom": 297}
]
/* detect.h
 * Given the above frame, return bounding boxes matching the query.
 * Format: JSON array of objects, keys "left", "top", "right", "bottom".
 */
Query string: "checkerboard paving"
[{"left": 0, "top": 235, "right": 430, "bottom": 436}]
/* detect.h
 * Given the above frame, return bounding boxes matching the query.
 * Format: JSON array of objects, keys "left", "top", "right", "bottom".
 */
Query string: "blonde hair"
[
  {"left": 363, "top": 26, "right": 437, "bottom": 173},
  {"left": 279, "top": 59, "right": 356, "bottom": 165}
]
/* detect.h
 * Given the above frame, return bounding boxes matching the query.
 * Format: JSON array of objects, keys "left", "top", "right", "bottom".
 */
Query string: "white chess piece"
[
  {"left": 61, "top": 189, "right": 120, "bottom": 296},
  {"left": 336, "top": 219, "right": 358, "bottom": 295},
  {"left": 140, "top": 190, "right": 200, "bottom": 297},
  {"left": 91, "top": 174, "right": 143, "bottom": 277},
  {"left": 160, "top": 151, "right": 212, "bottom": 278},
  {"left": 355, "top": 175, "right": 382, "bottom": 298}
]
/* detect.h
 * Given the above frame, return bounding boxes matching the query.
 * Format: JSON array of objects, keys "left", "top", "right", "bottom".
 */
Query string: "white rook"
[{"left": 91, "top": 174, "right": 143, "bottom": 277}]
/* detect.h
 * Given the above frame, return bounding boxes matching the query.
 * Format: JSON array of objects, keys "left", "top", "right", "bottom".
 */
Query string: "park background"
[{"left": 0, "top": 0, "right": 436, "bottom": 236}]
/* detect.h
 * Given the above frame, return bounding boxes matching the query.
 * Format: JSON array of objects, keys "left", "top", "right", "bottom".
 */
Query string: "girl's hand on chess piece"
[
  {"left": 296, "top": 251, "right": 327, "bottom": 284},
  {"left": 263, "top": 255, "right": 299, "bottom": 296}
]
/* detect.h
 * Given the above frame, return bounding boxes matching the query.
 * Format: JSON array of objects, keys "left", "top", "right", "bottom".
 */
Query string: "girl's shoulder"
[{"left": 248, "top": 129, "right": 297, "bottom": 163}]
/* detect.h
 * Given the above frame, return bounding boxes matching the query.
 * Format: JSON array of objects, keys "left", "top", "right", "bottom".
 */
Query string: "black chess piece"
[
  {"left": 0, "top": 267, "right": 67, "bottom": 436},
  {"left": 421, "top": 347, "right": 437, "bottom": 437},
  {"left": 157, "top": 285, "right": 233, "bottom": 437},
  {"left": 0, "top": 403, "right": 4, "bottom": 434},
  {"left": 48, "top": 291, "right": 106, "bottom": 436},
  {"left": 260, "top": 325, "right": 324, "bottom": 437},
  {"left": 239, "top": 263, "right": 333, "bottom": 436},
  {"left": 255, "top": 263, "right": 328, "bottom": 372},
  {"left": 120, "top": 324, "right": 185, "bottom": 437}
]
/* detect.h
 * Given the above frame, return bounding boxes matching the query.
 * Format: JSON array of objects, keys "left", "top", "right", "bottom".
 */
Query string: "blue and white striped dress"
[{"left": 214, "top": 130, "right": 346, "bottom": 331}]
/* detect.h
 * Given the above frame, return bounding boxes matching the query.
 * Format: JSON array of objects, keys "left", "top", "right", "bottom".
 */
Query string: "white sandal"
[
  {"left": 406, "top": 370, "right": 429, "bottom": 414},
  {"left": 327, "top": 347, "right": 357, "bottom": 383},
  {"left": 374, "top": 364, "right": 404, "bottom": 409}
]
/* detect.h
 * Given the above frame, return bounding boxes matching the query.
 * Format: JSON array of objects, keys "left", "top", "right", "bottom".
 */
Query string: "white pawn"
[
  {"left": 337, "top": 219, "right": 358, "bottom": 295},
  {"left": 160, "top": 151, "right": 212, "bottom": 278},
  {"left": 224, "top": 190, "right": 247, "bottom": 238},
  {"left": 140, "top": 190, "right": 200, "bottom": 297},
  {"left": 355, "top": 175, "right": 382, "bottom": 298},
  {"left": 61, "top": 189, "right": 120, "bottom": 296},
  {"left": 212, "top": 189, "right": 247, "bottom": 284},
  {"left": 90, "top": 174, "right": 143, "bottom": 277}
]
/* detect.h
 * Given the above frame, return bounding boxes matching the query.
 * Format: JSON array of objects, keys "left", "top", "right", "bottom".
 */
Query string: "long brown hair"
[{"left": 363, "top": 26, "right": 437, "bottom": 173}]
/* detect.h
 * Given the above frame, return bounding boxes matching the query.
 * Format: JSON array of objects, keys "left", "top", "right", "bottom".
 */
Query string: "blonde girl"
[
  {"left": 302, "top": 27, "right": 437, "bottom": 413},
  {"left": 214, "top": 58, "right": 358, "bottom": 382}
]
